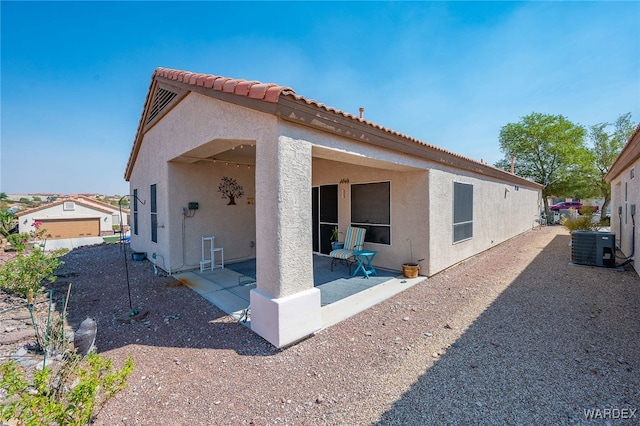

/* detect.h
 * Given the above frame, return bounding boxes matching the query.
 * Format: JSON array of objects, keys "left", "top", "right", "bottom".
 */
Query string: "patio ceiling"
[
  {"left": 170, "top": 139, "right": 421, "bottom": 172},
  {"left": 170, "top": 139, "right": 256, "bottom": 165}
]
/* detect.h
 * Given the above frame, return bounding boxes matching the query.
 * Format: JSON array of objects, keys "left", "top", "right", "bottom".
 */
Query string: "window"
[
  {"left": 150, "top": 184, "right": 157, "bottom": 243},
  {"left": 351, "top": 181, "right": 391, "bottom": 245},
  {"left": 453, "top": 182, "right": 473, "bottom": 243},
  {"left": 112, "top": 213, "right": 120, "bottom": 230},
  {"left": 133, "top": 189, "right": 139, "bottom": 235},
  {"left": 63, "top": 202, "right": 75, "bottom": 211}
]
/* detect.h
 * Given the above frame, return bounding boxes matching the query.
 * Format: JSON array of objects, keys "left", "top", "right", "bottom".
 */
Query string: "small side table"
[
  {"left": 200, "top": 236, "right": 224, "bottom": 272},
  {"left": 352, "top": 250, "right": 378, "bottom": 278}
]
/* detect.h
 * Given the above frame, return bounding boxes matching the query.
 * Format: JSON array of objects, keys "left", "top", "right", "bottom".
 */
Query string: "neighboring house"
[
  {"left": 17, "top": 196, "right": 129, "bottom": 239},
  {"left": 125, "top": 67, "right": 543, "bottom": 347},
  {"left": 605, "top": 124, "right": 640, "bottom": 273}
]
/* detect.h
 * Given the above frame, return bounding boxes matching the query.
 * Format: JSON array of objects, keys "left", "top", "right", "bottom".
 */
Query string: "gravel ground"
[{"left": 2, "top": 225, "right": 639, "bottom": 425}]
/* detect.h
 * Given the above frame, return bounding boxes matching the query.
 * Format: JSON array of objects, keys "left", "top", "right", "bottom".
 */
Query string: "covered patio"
[{"left": 174, "top": 255, "right": 425, "bottom": 332}]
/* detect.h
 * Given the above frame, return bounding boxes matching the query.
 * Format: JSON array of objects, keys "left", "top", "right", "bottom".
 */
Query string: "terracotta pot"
[{"left": 402, "top": 263, "right": 420, "bottom": 278}]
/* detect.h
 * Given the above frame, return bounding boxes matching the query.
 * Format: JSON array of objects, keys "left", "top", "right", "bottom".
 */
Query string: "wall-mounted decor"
[
  {"left": 247, "top": 197, "right": 255, "bottom": 205},
  {"left": 218, "top": 176, "right": 244, "bottom": 205}
]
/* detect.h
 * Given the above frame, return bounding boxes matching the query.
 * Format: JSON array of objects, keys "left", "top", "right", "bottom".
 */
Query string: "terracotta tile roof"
[
  {"left": 152, "top": 68, "right": 503, "bottom": 172},
  {"left": 125, "top": 67, "right": 541, "bottom": 189},
  {"left": 17, "top": 196, "right": 126, "bottom": 217},
  {"left": 154, "top": 67, "right": 294, "bottom": 103}
]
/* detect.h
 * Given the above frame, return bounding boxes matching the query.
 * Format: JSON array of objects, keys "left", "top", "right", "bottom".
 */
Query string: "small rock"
[
  {"left": 402, "top": 317, "right": 410, "bottom": 321},
  {"left": 476, "top": 401, "right": 483, "bottom": 407},
  {"left": 11, "top": 312, "right": 31, "bottom": 321},
  {"left": 432, "top": 352, "right": 439, "bottom": 358},
  {"left": 444, "top": 323, "right": 453, "bottom": 329},
  {"left": 316, "top": 395, "right": 324, "bottom": 403},
  {"left": 424, "top": 332, "right": 433, "bottom": 337},
  {"left": 0, "top": 328, "right": 35, "bottom": 345},
  {"left": 490, "top": 341, "right": 500, "bottom": 347}
]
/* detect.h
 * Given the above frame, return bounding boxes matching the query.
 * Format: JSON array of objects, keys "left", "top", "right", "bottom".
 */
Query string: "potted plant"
[
  {"left": 330, "top": 227, "right": 343, "bottom": 250},
  {"left": 402, "top": 239, "right": 424, "bottom": 278}
]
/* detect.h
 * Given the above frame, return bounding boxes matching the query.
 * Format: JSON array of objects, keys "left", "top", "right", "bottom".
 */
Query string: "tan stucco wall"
[
  {"left": 130, "top": 91, "right": 541, "bottom": 279},
  {"left": 255, "top": 135, "right": 314, "bottom": 298},
  {"left": 312, "top": 158, "right": 429, "bottom": 272},
  {"left": 128, "top": 87, "right": 543, "bottom": 346},
  {"left": 609, "top": 160, "right": 639, "bottom": 268},
  {"left": 282, "top": 120, "right": 541, "bottom": 277},
  {"left": 129, "top": 91, "right": 275, "bottom": 272},
  {"left": 427, "top": 168, "right": 541, "bottom": 276},
  {"left": 162, "top": 161, "right": 256, "bottom": 271}
]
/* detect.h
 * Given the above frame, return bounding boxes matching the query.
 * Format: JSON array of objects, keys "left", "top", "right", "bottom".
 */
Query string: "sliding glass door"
[{"left": 312, "top": 184, "right": 338, "bottom": 254}]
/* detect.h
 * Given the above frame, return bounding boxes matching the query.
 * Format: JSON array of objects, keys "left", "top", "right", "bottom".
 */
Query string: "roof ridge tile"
[{"left": 153, "top": 67, "right": 291, "bottom": 103}]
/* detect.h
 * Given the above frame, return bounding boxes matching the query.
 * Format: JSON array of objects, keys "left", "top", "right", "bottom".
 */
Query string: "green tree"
[
  {"left": 496, "top": 113, "right": 589, "bottom": 220},
  {"left": 588, "top": 113, "right": 636, "bottom": 221}
]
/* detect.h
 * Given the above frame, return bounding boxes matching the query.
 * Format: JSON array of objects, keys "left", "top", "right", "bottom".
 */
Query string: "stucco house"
[
  {"left": 124, "top": 67, "right": 543, "bottom": 347},
  {"left": 605, "top": 124, "right": 640, "bottom": 274},
  {"left": 18, "top": 196, "right": 129, "bottom": 239}
]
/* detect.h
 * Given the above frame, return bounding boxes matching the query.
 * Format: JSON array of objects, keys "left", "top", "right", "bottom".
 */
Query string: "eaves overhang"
[
  {"left": 275, "top": 94, "right": 542, "bottom": 190},
  {"left": 125, "top": 67, "right": 542, "bottom": 191},
  {"left": 605, "top": 124, "right": 640, "bottom": 183},
  {"left": 124, "top": 68, "right": 291, "bottom": 181}
]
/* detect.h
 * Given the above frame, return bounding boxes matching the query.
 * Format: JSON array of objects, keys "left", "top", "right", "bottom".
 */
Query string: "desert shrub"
[
  {"left": 0, "top": 353, "right": 134, "bottom": 425},
  {"left": 560, "top": 207, "right": 599, "bottom": 233},
  {"left": 0, "top": 249, "right": 66, "bottom": 297},
  {"left": 6, "top": 233, "right": 30, "bottom": 252}
]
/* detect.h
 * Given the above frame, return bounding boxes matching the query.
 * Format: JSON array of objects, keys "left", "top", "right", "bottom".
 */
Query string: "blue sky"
[{"left": 2, "top": 1, "right": 639, "bottom": 195}]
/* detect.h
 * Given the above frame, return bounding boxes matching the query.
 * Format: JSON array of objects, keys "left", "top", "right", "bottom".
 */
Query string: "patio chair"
[{"left": 329, "top": 226, "right": 366, "bottom": 273}]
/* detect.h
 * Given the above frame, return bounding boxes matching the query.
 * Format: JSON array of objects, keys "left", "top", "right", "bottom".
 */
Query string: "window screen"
[
  {"left": 351, "top": 181, "right": 391, "bottom": 245},
  {"left": 133, "top": 189, "right": 139, "bottom": 235},
  {"left": 453, "top": 182, "right": 473, "bottom": 243},
  {"left": 150, "top": 184, "right": 157, "bottom": 243}
]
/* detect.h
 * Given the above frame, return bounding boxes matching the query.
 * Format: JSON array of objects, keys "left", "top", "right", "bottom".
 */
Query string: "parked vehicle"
[{"left": 549, "top": 201, "right": 599, "bottom": 212}]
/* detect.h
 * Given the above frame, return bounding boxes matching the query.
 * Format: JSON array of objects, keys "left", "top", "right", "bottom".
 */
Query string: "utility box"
[{"left": 571, "top": 231, "right": 616, "bottom": 268}]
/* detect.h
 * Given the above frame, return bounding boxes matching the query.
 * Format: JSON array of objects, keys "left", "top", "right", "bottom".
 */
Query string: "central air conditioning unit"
[{"left": 571, "top": 231, "right": 616, "bottom": 268}]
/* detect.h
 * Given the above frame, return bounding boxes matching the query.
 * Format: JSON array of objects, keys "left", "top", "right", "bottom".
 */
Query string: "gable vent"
[{"left": 147, "top": 87, "right": 178, "bottom": 124}]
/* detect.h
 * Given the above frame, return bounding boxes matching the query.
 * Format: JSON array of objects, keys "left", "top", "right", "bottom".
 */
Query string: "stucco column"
[{"left": 250, "top": 135, "right": 320, "bottom": 347}]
